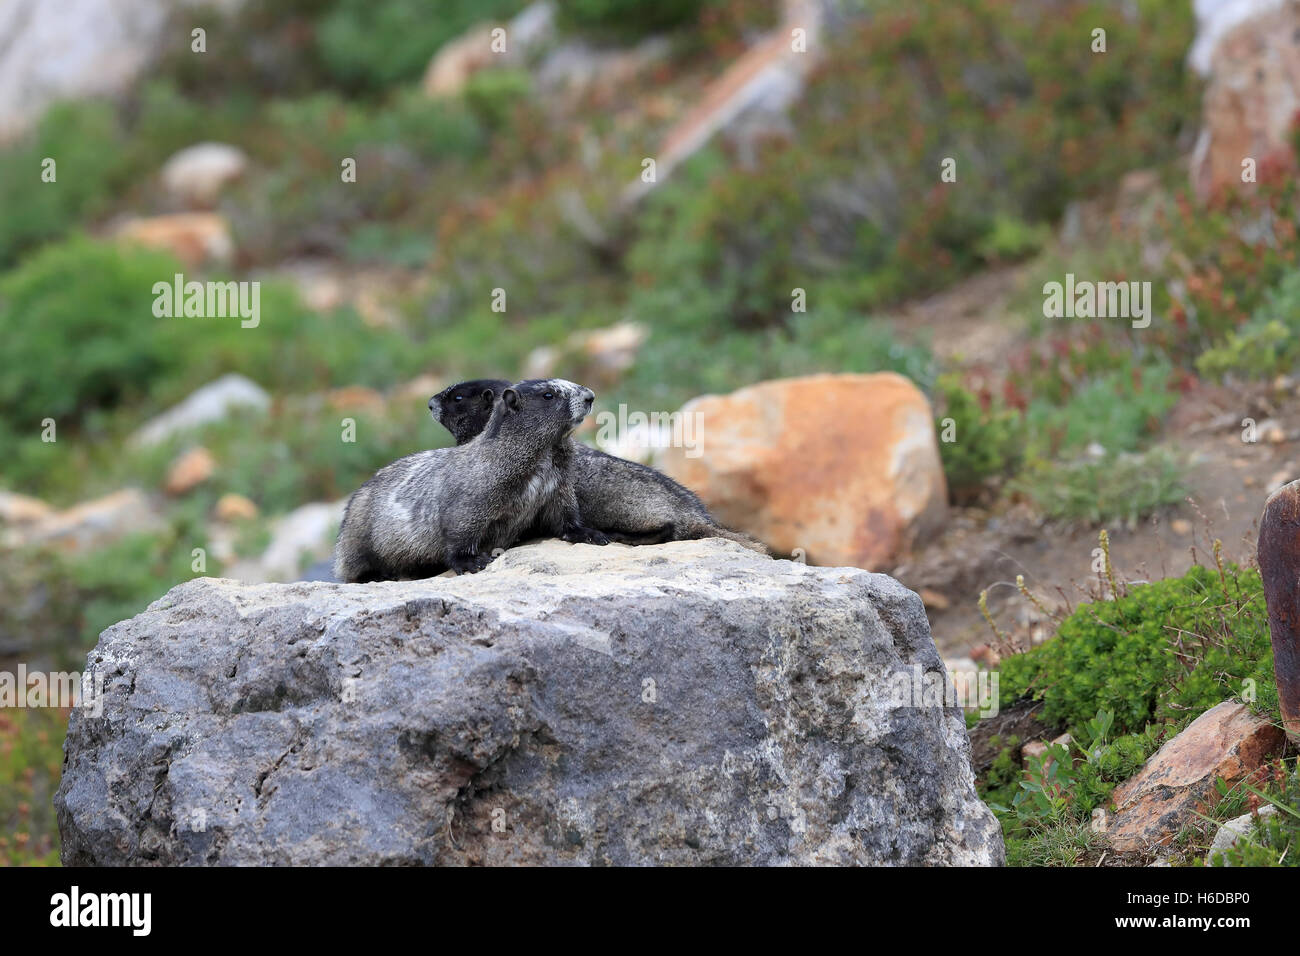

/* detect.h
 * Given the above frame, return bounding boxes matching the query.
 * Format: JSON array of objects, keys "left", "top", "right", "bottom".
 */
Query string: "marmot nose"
[
  {"left": 582, "top": 388, "right": 594, "bottom": 406},
  {"left": 427, "top": 397, "right": 436, "bottom": 410}
]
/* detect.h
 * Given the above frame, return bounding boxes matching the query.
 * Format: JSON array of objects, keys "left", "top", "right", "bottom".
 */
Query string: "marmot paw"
[{"left": 562, "top": 526, "right": 610, "bottom": 546}]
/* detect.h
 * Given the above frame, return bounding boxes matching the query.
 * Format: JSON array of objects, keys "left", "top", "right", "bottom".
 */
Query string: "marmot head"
[
  {"left": 484, "top": 378, "right": 595, "bottom": 443},
  {"left": 430, "top": 378, "right": 510, "bottom": 444}
]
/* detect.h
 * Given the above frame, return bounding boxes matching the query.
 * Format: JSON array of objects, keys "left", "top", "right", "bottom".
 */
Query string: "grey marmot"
[
  {"left": 429, "top": 378, "right": 768, "bottom": 553},
  {"left": 335, "top": 378, "right": 609, "bottom": 582}
]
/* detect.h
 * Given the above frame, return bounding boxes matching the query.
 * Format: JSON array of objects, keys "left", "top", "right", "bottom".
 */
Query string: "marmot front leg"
[
  {"left": 446, "top": 539, "right": 496, "bottom": 574},
  {"left": 544, "top": 483, "right": 610, "bottom": 546}
]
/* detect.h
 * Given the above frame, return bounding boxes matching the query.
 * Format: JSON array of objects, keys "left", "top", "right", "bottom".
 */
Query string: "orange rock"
[
  {"left": 165, "top": 447, "right": 216, "bottom": 496},
  {"left": 328, "top": 386, "right": 385, "bottom": 412},
  {"left": 1190, "top": 3, "right": 1300, "bottom": 200},
  {"left": 116, "top": 213, "right": 233, "bottom": 268},
  {"left": 1108, "top": 701, "right": 1284, "bottom": 853},
  {"left": 919, "top": 587, "right": 950, "bottom": 611},
  {"left": 214, "top": 493, "right": 258, "bottom": 522},
  {"left": 0, "top": 491, "right": 53, "bottom": 525},
  {"left": 658, "top": 373, "right": 948, "bottom": 569},
  {"left": 423, "top": 25, "right": 497, "bottom": 97},
  {"left": 15, "top": 489, "right": 161, "bottom": 551}
]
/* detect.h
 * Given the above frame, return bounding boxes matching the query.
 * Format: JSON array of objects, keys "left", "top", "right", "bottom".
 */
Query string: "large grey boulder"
[
  {"left": 0, "top": 0, "right": 245, "bottom": 143},
  {"left": 55, "top": 539, "right": 1003, "bottom": 866}
]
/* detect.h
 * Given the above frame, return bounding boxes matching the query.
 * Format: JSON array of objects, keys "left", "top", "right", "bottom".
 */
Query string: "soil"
[{"left": 879, "top": 263, "right": 1298, "bottom": 657}]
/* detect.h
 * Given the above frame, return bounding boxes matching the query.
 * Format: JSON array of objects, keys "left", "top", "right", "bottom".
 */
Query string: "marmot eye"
[
  {"left": 453, "top": 394, "right": 463, "bottom": 402},
  {"left": 543, "top": 391, "right": 555, "bottom": 400}
]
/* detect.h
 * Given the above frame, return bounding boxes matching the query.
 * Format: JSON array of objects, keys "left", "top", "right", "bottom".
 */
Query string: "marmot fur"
[
  {"left": 335, "top": 378, "right": 608, "bottom": 582},
  {"left": 429, "top": 379, "right": 768, "bottom": 554}
]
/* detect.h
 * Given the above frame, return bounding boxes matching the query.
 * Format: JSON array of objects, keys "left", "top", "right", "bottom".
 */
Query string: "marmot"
[
  {"left": 335, "top": 378, "right": 609, "bottom": 582},
  {"left": 429, "top": 379, "right": 768, "bottom": 553}
]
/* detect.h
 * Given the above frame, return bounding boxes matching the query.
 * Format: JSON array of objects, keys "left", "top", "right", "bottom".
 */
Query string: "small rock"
[
  {"left": 1170, "top": 518, "right": 1193, "bottom": 536},
  {"left": 225, "top": 499, "right": 347, "bottom": 583},
  {"left": 159, "top": 142, "right": 248, "bottom": 207},
  {"left": 523, "top": 321, "right": 647, "bottom": 389},
  {"left": 944, "top": 657, "right": 977, "bottom": 702},
  {"left": 12, "top": 489, "right": 161, "bottom": 552},
  {"left": 1267, "top": 468, "right": 1294, "bottom": 493},
  {"left": 0, "top": 491, "right": 53, "bottom": 525},
  {"left": 327, "top": 386, "right": 385, "bottom": 413},
  {"left": 393, "top": 374, "right": 444, "bottom": 406},
  {"left": 214, "top": 493, "right": 258, "bottom": 523},
  {"left": 1021, "top": 740, "right": 1049, "bottom": 766},
  {"left": 132, "top": 374, "right": 270, "bottom": 447},
  {"left": 115, "top": 212, "right": 234, "bottom": 268},
  {"left": 919, "top": 587, "right": 950, "bottom": 611},
  {"left": 164, "top": 447, "right": 215, "bottom": 496},
  {"left": 1108, "top": 701, "right": 1285, "bottom": 852},
  {"left": 1207, "top": 805, "right": 1278, "bottom": 864}
]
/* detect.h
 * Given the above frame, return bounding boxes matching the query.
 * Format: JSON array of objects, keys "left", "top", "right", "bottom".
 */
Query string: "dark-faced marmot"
[
  {"left": 429, "top": 379, "right": 768, "bottom": 554},
  {"left": 335, "top": 378, "right": 609, "bottom": 582}
]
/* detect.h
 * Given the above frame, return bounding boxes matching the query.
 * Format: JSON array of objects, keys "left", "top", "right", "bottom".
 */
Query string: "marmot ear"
[
  {"left": 502, "top": 387, "right": 520, "bottom": 411},
  {"left": 480, "top": 387, "right": 495, "bottom": 404}
]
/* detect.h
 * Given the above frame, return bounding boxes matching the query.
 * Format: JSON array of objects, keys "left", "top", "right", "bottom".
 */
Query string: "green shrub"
[
  {"left": 0, "top": 102, "right": 133, "bottom": 269},
  {"left": 621, "top": 303, "right": 936, "bottom": 412},
  {"left": 1196, "top": 267, "right": 1300, "bottom": 381},
  {"left": 559, "top": 0, "right": 709, "bottom": 38},
  {"left": 998, "top": 563, "right": 1277, "bottom": 737},
  {"left": 0, "top": 707, "right": 65, "bottom": 866},
  {"left": 632, "top": 0, "right": 1199, "bottom": 321},
  {"left": 0, "top": 237, "right": 187, "bottom": 431},
  {"left": 0, "top": 235, "right": 438, "bottom": 493},
  {"left": 1211, "top": 764, "right": 1300, "bottom": 867},
  {"left": 1023, "top": 363, "right": 1179, "bottom": 460},
  {"left": 316, "top": 0, "right": 527, "bottom": 92},
  {"left": 463, "top": 70, "right": 532, "bottom": 131},
  {"left": 1014, "top": 448, "right": 1187, "bottom": 527},
  {"left": 934, "top": 375, "right": 1025, "bottom": 502},
  {"left": 976, "top": 215, "right": 1051, "bottom": 266}
]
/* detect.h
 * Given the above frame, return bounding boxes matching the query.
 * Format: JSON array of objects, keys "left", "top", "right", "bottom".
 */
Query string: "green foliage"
[
  {"left": 1210, "top": 765, "right": 1300, "bottom": 867},
  {"left": 463, "top": 70, "right": 533, "bottom": 131},
  {"left": 988, "top": 711, "right": 1167, "bottom": 865},
  {"left": 934, "top": 375, "right": 1025, "bottom": 501},
  {"left": 976, "top": 215, "right": 1051, "bottom": 266},
  {"left": 316, "top": 0, "right": 527, "bottom": 92},
  {"left": 999, "top": 563, "right": 1277, "bottom": 736},
  {"left": 0, "top": 237, "right": 188, "bottom": 430},
  {"left": 622, "top": 305, "right": 936, "bottom": 412},
  {"left": 0, "top": 102, "right": 134, "bottom": 269},
  {"left": 664, "top": 0, "right": 1198, "bottom": 317},
  {"left": 559, "top": 0, "right": 709, "bottom": 38},
  {"left": 1196, "top": 267, "right": 1300, "bottom": 381},
  {"left": 1014, "top": 447, "right": 1187, "bottom": 527},
  {"left": 0, "top": 708, "right": 65, "bottom": 866},
  {"left": 1024, "top": 363, "right": 1178, "bottom": 459}
]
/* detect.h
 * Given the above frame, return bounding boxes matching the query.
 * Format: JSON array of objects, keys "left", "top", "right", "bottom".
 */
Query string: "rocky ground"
[{"left": 56, "top": 539, "right": 1003, "bottom": 866}]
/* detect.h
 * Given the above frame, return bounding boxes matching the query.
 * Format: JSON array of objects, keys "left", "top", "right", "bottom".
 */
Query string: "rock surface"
[
  {"left": 1108, "top": 701, "right": 1285, "bottom": 853},
  {"left": 160, "top": 142, "right": 249, "bottom": 207},
  {"left": 5, "top": 488, "right": 161, "bottom": 552},
  {"left": 0, "top": 0, "right": 244, "bottom": 143},
  {"left": 115, "top": 212, "right": 234, "bottom": 268},
  {"left": 658, "top": 373, "right": 949, "bottom": 569},
  {"left": 55, "top": 539, "right": 1002, "bottom": 866},
  {"left": 1208, "top": 804, "right": 1277, "bottom": 863},
  {"left": 131, "top": 374, "right": 270, "bottom": 448},
  {"left": 1189, "top": 0, "right": 1300, "bottom": 198}
]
